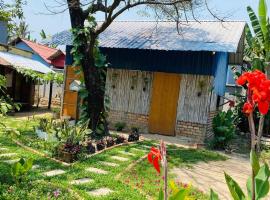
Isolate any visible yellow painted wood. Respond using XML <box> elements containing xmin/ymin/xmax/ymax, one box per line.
<box><xmin>149</xmin><ymin>72</ymin><xmax>181</xmax><ymax>136</ymax></box>
<box><xmin>61</xmin><ymin>65</ymin><xmax>80</xmax><ymax>120</ymax></box>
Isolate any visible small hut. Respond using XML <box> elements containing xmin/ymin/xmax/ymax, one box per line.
<box><xmin>55</xmin><ymin>21</ymin><xmax>245</xmax><ymax>143</ymax></box>
<box><xmin>0</xmin><ymin>44</ymin><xmax>54</xmax><ymax>110</ymax></box>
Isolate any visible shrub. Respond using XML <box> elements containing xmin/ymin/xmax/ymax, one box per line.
<box><xmin>114</xmin><ymin>122</ymin><xmax>126</xmax><ymax>131</ymax></box>
<box><xmin>96</xmin><ymin>140</ymin><xmax>106</xmax><ymax>151</ymax></box>
<box><xmin>86</xmin><ymin>141</ymin><xmax>96</xmax><ymax>154</ymax></box>
<box><xmin>209</xmin><ymin>110</ymin><xmax>236</xmax><ymax>149</ymax></box>
<box><xmin>106</xmin><ymin>137</ymin><xmax>115</xmax><ymax>147</ymax></box>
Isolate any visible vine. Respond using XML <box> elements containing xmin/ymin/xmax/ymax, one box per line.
<box><xmin>15</xmin><ymin>68</ymin><xmax>64</xmax><ymax>85</ymax></box>
<box><xmin>71</xmin><ymin>16</ymin><xmax>110</xmax><ymax>137</ymax></box>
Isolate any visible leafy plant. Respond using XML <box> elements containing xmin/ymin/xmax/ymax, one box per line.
<box><xmin>96</xmin><ymin>140</ymin><xmax>106</xmax><ymax>151</ymax></box>
<box><xmin>209</xmin><ymin>110</ymin><xmax>236</xmax><ymax>149</ymax></box>
<box><xmin>11</xmin><ymin>158</ymin><xmax>33</xmax><ymax>185</ymax></box>
<box><xmin>106</xmin><ymin>136</ymin><xmax>115</xmax><ymax>147</ymax></box>
<box><xmin>114</xmin><ymin>122</ymin><xmax>126</xmax><ymax>131</ymax></box>
<box><xmin>115</xmin><ymin>135</ymin><xmax>126</xmax><ymax>144</ymax></box>
<box><xmin>86</xmin><ymin>141</ymin><xmax>96</xmax><ymax>154</ymax></box>
<box><xmin>210</xmin><ymin>150</ymin><xmax>270</xmax><ymax>200</ymax></box>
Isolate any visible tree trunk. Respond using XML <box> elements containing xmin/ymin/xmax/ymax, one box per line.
<box><xmin>67</xmin><ymin>0</ymin><xmax>109</xmax><ymax>135</ymax></box>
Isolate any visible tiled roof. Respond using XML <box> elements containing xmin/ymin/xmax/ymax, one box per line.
<box><xmin>44</xmin><ymin>21</ymin><xmax>246</xmax><ymax>53</ymax></box>
<box><xmin>21</xmin><ymin>39</ymin><xmax>59</xmax><ymax>64</ymax></box>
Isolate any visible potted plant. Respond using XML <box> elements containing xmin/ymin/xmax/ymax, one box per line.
<box><xmin>58</xmin><ymin>142</ymin><xmax>82</xmax><ymax>163</ymax></box>
<box><xmin>115</xmin><ymin>135</ymin><xmax>126</xmax><ymax>144</ymax></box>
<box><xmin>128</xmin><ymin>127</ymin><xmax>140</xmax><ymax>142</ymax></box>
<box><xmin>96</xmin><ymin>140</ymin><xmax>106</xmax><ymax>151</ymax></box>
<box><xmin>106</xmin><ymin>137</ymin><xmax>115</xmax><ymax>147</ymax></box>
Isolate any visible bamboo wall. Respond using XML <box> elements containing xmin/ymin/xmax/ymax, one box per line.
<box><xmin>105</xmin><ymin>69</ymin><xmax>153</xmax><ymax>115</ymax></box>
<box><xmin>177</xmin><ymin>74</ymin><xmax>215</xmax><ymax>124</ymax></box>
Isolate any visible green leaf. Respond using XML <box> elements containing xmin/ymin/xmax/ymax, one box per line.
<box><xmin>247</xmin><ymin>6</ymin><xmax>264</xmax><ymax>45</ymax></box>
<box><xmin>169</xmin><ymin>188</ymin><xmax>189</xmax><ymax>200</ymax></box>
<box><xmin>250</xmin><ymin>150</ymin><xmax>260</xmax><ymax>176</ymax></box>
<box><xmin>259</xmin><ymin>0</ymin><xmax>268</xmax><ymax>39</ymax></box>
<box><xmin>224</xmin><ymin>172</ymin><xmax>246</xmax><ymax>200</ymax></box>
<box><xmin>209</xmin><ymin>189</ymin><xmax>219</xmax><ymax>200</ymax></box>
<box><xmin>158</xmin><ymin>189</ymin><xmax>164</xmax><ymax>200</ymax></box>
<box><xmin>255</xmin><ymin>164</ymin><xmax>270</xmax><ymax>199</ymax></box>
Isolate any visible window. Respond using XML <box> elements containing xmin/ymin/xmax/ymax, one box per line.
<box><xmin>226</xmin><ymin>65</ymin><xmax>242</xmax><ymax>86</ymax></box>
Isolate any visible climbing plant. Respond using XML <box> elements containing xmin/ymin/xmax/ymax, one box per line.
<box><xmin>71</xmin><ymin>16</ymin><xmax>110</xmax><ymax>137</ymax></box>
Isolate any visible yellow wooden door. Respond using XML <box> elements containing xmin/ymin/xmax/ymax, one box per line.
<box><xmin>149</xmin><ymin>72</ymin><xmax>181</xmax><ymax>136</ymax></box>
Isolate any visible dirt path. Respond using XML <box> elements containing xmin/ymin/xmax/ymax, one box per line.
<box><xmin>171</xmin><ymin>154</ymin><xmax>253</xmax><ymax>200</ymax></box>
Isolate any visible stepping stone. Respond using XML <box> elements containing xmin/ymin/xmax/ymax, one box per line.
<box><xmin>87</xmin><ymin>188</ymin><xmax>113</xmax><ymax>196</ymax></box>
<box><xmin>119</xmin><ymin>151</ymin><xmax>136</xmax><ymax>156</ymax></box>
<box><xmin>32</xmin><ymin>165</ymin><xmax>40</xmax><ymax>169</ymax></box>
<box><xmin>111</xmin><ymin>156</ymin><xmax>129</xmax><ymax>162</ymax></box>
<box><xmin>132</xmin><ymin>148</ymin><xmax>147</xmax><ymax>152</ymax></box>
<box><xmin>86</xmin><ymin>167</ymin><xmax>108</xmax><ymax>174</ymax></box>
<box><xmin>100</xmin><ymin>161</ymin><xmax>119</xmax><ymax>167</ymax></box>
<box><xmin>0</xmin><ymin>148</ymin><xmax>8</xmax><ymax>151</ymax></box>
<box><xmin>70</xmin><ymin>178</ymin><xmax>93</xmax><ymax>185</ymax></box>
<box><xmin>0</xmin><ymin>153</ymin><xmax>17</xmax><ymax>157</ymax></box>
<box><xmin>3</xmin><ymin>159</ymin><xmax>20</xmax><ymax>164</ymax></box>
<box><xmin>43</xmin><ymin>169</ymin><xmax>66</xmax><ymax>177</ymax></box>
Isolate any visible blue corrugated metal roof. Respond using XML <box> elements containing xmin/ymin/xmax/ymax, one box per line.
<box><xmin>0</xmin><ymin>51</ymin><xmax>54</xmax><ymax>74</ymax></box>
<box><xmin>45</xmin><ymin>21</ymin><xmax>245</xmax><ymax>53</ymax></box>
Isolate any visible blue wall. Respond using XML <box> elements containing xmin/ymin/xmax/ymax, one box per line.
<box><xmin>66</xmin><ymin>45</ymin><xmax>229</xmax><ymax>96</ymax></box>
<box><xmin>213</xmin><ymin>52</ymin><xmax>229</xmax><ymax>96</ymax></box>
<box><xmin>15</xmin><ymin>42</ymin><xmax>50</xmax><ymax>67</ymax></box>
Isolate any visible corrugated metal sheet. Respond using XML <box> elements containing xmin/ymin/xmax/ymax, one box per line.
<box><xmin>46</xmin><ymin>21</ymin><xmax>245</xmax><ymax>53</ymax></box>
<box><xmin>0</xmin><ymin>51</ymin><xmax>54</xmax><ymax>74</ymax></box>
<box><xmin>0</xmin><ymin>21</ymin><xmax>8</xmax><ymax>45</ymax></box>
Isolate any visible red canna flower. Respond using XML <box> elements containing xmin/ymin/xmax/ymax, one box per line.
<box><xmin>147</xmin><ymin>147</ymin><xmax>162</xmax><ymax>173</ymax></box>
<box><xmin>243</xmin><ymin>102</ymin><xmax>253</xmax><ymax>115</ymax></box>
<box><xmin>237</xmin><ymin>70</ymin><xmax>270</xmax><ymax>115</ymax></box>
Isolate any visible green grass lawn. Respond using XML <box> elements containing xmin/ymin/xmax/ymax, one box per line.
<box><xmin>0</xmin><ymin>116</ymin><xmax>226</xmax><ymax>200</ymax></box>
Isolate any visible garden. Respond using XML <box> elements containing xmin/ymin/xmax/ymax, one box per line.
<box><xmin>0</xmin><ymin>115</ymin><xmax>226</xmax><ymax>199</ymax></box>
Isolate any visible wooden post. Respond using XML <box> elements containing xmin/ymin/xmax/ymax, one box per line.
<box><xmin>48</xmin><ymin>81</ymin><xmax>53</xmax><ymax>110</ymax></box>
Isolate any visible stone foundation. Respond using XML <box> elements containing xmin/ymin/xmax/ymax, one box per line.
<box><xmin>108</xmin><ymin>110</ymin><xmax>149</xmax><ymax>133</ymax></box>
<box><xmin>175</xmin><ymin>121</ymin><xmax>207</xmax><ymax>143</ymax></box>
<box><xmin>206</xmin><ymin>111</ymin><xmax>218</xmax><ymax>139</ymax></box>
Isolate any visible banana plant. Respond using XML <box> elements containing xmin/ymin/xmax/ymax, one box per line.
<box><xmin>209</xmin><ymin>150</ymin><xmax>270</xmax><ymax>200</ymax></box>
<box><xmin>246</xmin><ymin>0</ymin><xmax>270</xmax><ymax>72</ymax></box>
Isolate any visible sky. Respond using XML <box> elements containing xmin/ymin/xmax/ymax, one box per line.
<box><xmin>7</xmin><ymin>0</ymin><xmax>266</xmax><ymax>40</ymax></box>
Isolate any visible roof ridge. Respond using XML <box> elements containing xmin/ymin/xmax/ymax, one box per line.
<box><xmin>22</xmin><ymin>38</ymin><xmax>60</xmax><ymax>51</ymax></box>
<box><xmin>96</xmin><ymin>20</ymin><xmax>246</xmax><ymax>23</ymax></box>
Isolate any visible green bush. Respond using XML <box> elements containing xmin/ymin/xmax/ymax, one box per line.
<box><xmin>11</xmin><ymin>158</ymin><xmax>33</xmax><ymax>185</ymax></box>
<box><xmin>114</xmin><ymin>122</ymin><xmax>126</xmax><ymax>131</ymax></box>
<box><xmin>209</xmin><ymin>110</ymin><xmax>236</xmax><ymax>149</ymax></box>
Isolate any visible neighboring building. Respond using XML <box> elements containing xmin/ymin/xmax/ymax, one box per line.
<box><xmin>48</xmin><ymin>21</ymin><xmax>245</xmax><ymax>143</ymax></box>
<box><xmin>10</xmin><ymin>38</ymin><xmax>66</xmax><ymax>107</ymax></box>
<box><xmin>10</xmin><ymin>38</ymin><xmax>65</xmax><ymax>70</ymax></box>
<box><xmin>0</xmin><ymin>44</ymin><xmax>54</xmax><ymax>110</ymax></box>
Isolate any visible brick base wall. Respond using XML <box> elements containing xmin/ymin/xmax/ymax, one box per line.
<box><xmin>108</xmin><ymin>110</ymin><xmax>218</xmax><ymax>144</ymax></box>
<box><xmin>108</xmin><ymin>110</ymin><xmax>149</xmax><ymax>133</ymax></box>
<box><xmin>175</xmin><ymin>121</ymin><xmax>207</xmax><ymax>143</ymax></box>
